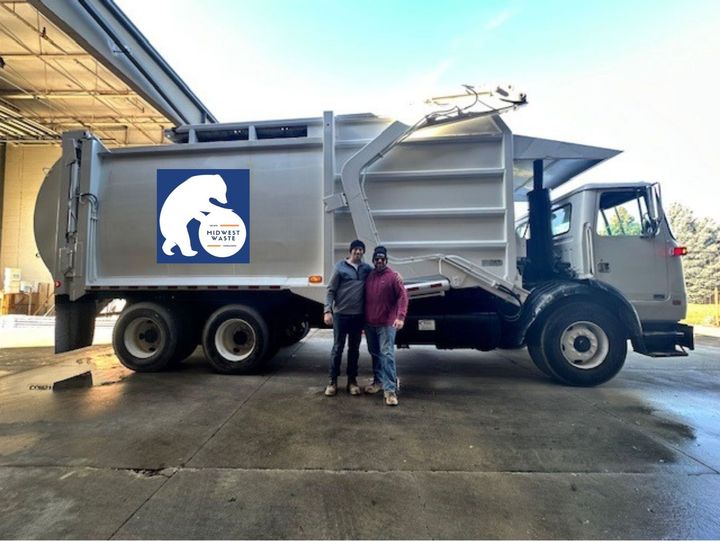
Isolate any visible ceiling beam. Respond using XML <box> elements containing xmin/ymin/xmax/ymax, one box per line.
<box><xmin>24</xmin><ymin>115</ymin><xmax>166</xmax><ymax>122</ymax></box>
<box><xmin>28</xmin><ymin>0</ymin><xmax>217</xmax><ymax>126</ymax></box>
<box><xmin>0</xmin><ymin>52</ymin><xmax>94</xmax><ymax>58</ymax></box>
<box><xmin>0</xmin><ymin>16</ymin><xmax>159</xmax><ymax>143</ymax></box>
<box><xmin>0</xmin><ymin>90</ymin><xmax>141</xmax><ymax>99</ymax></box>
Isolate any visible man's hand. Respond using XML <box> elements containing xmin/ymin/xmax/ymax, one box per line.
<box><xmin>393</xmin><ymin>319</ymin><xmax>404</xmax><ymax>330</ymax></box>
<box><xmin>324</xmin><ymin>312</ymin><xmax>333</xmax><ymax>326</ymax></box>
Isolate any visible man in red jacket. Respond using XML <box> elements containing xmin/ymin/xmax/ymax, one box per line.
<box><xmin>365</xmin><ymin>246</ymin><xmax>408</xmax><ymax>406</ymax></box>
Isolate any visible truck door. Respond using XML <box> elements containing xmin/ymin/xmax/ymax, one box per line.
<box><xmin>591</xmin><ymin>188</ymin><xmax>669</xmax><ymax>321</ymax></box>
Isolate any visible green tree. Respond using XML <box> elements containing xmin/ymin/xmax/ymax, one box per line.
<box><xmin>667</xmin><ymin>203</ymin><xmax>720</xmax><ymax>304</ymax></box>
<box><xmin>607</xmin><ymin>206</ymin><xmax>642</xmax><ymax>236</ymax></box>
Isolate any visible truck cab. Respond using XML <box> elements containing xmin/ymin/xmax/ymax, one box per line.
<box><xmin>551</xmin><ymin>182</ymin><xmax>686</xmax><ymax>321</ymax></box>
<box><xmin>516</xmin><ymin>181</ymin><xmax>693</xmax><ymax>360</ymax></box>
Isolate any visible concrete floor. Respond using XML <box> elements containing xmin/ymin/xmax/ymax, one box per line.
<box><xmin>0</xmin><ymin>330</ymin><xmax>719</xmax><ymax>539</ymax></box>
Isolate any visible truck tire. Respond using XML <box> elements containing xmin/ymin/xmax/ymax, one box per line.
<box><xmin>172</xmin><ymin>336</ymin><xmax>199</xmax><ymax>365</ymax></box>
<box><xmin>278</xmin><ymin>318</ymin><xmax>310</xmax><ymax>347</ymax></box>
<box><xmin>263</xmin><ymin>337</ymin><xmax>282</xmax><ymax>362</ymax></box>
<box><xmin>169</xmin><ymin>310</ymin><xmax>201</xmax><ymax>365</ymax></box>
<box><xmin>202</xmin><ymin>305</ymin><xmax>269</xmax><ymax>374</ymax></box>
<box><xmin>113</xmin><ymin>302</ymin><xmax>181</xmax><ymax>372</ymax></box>
<box><xmin>527</xmin><ymin>337</ymin><xmax>553</xmax><ymax>377</ymax></box>
<box><xmin>533</xmin><ymin>303</ymin><xmax>627</xmax><ymax>386</ymax></box>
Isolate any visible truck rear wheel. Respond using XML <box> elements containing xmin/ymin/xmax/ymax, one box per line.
<box><xmin>202</xmin><ymin>305</ymin><xmax>269</xmax><ymax>374</ymax></box>
<box><xmin>278</xmin><ymin>318</ymin><xmax>310</xmax><ymax>347</ymax></box>
<box><xmin>113</xmin><ymin>302</ymin><xmax>181</xmax><ymax>372</ymax></box>
<box><xmin>172</xmin><ymin>334</ymin><xmax>199</xmax><ymax>365</ymax></box>
<box><xmin>169</xmin><ymin>309</ymin><xmax>201</xmax><ymax>365</ymax></box>
<box><xmin>531</xmin><ymin>302</ymin><xmax>627</xmax><ymax>386</ymax></box>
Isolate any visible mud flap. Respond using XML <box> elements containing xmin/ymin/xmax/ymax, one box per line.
<box><xmin>55</xmin><ymin>294</ymin><xmax>96</xmax><ymax>353</ymax></box>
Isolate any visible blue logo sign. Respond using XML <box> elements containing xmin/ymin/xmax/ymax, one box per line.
<box><xmin>157</xmin><ymin>169</ymin><xmax>250</xmax><ymax>264</ymax></box>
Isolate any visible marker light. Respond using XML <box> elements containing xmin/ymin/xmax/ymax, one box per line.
<box><xmin>672</xmin><ymin>247</ymin><xmax>688</xmax><ymax>256</ymax></box>
<box><xmin>308</xmin><ymin>275</ymin><xmax>323</xmax><ymax>284</ymax></box>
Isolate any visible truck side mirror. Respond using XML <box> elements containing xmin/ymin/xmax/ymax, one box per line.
<box><xmin>641</xmin><ymin>213</ymin><xmax>658</xmax><ymax>238</ymax></box>
<box><xmin>648</xmin><ymin>184</ymin><xmax>663</xmax><ymax>222</ymax></box>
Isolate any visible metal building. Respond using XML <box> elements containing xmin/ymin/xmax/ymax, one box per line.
<box><xmin>0</xmin><ymin>0</ymin><xmax>214</xmax><ymax>299</ymax></box>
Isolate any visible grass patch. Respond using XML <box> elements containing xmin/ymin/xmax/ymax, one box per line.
<box><xmin>684</xmin><ymin>304</ymin><xmax>720</xmax><ymax>327</ymax></box>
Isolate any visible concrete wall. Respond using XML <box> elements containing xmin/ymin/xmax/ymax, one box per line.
<box><xmin>1</xmin><ymin>144</ymin><xmax>60</xmax><ymax>284</ymax></box>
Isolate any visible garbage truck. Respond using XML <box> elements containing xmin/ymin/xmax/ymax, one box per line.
<box><xmin>33</xmin><ymin>85</ymin><xmax>694</xmax><ymax>386</ymax></box>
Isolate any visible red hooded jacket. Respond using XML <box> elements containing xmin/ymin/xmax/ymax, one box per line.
<box><xmin>364</xmin><ymin>266</ymin><xmax>409</xmax><ymax>327</ymax></box>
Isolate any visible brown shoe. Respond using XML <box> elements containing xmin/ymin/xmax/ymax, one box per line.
<box><xmin>364</xmin><ymin>382</ymin><xmax>383</xmax><ymax>395</ymax></box>
<box><xmin>324</xmin><ymin>382</ymin><xmax>337</xmax><ymax>396</ymax></box>
<box><xmin>384</xmin><ymin>391</ymin><xmax>398</xmax><ymax>406</ymax></box>
<box><xmin>347</xmin><ymin>381</ymin><xmax>361</xmax><ymax>396</ymax></box>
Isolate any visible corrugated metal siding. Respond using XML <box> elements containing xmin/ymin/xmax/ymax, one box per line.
<box><xmin>0</xmin><ymin>145</ymin><xmax>58</xmax><ymax>283</ymax></box>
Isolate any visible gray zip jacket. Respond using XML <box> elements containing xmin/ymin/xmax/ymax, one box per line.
<box><xmin>324</xmin><ymin>259</ymin><xmax>373</xmax><ymax>315</ymax></box>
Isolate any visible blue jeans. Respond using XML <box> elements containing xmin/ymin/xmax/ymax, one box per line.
<box><xmin>328</xmin><ymin>314</ymin><xmax>364</xmax><ymax>382</ymax></box>
<box><xmin>366</xmin><ymin>325</ymin><xmax>382</xmax><ymax>385</ymax></box>
<box><xmin>365</xmin><ymin>325</ymin><xmax>397</xmax><ymax>394</ymax></box>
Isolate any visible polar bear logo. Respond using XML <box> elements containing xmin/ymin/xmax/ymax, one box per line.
<box><xmin>159</xmin><ymin>174</ymin><xmax>230</xmax><ymax>257</ymax></box>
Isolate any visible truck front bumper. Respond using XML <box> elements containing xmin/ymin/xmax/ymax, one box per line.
<box><xmin>637</xmin><ymin>322</ymin><xmax>694</xmax><ymax>357</ymax></box>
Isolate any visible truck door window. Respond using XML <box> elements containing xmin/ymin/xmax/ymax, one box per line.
<box><xmin>515</xmin><ymin>203</ymin><xmax>572</xmax><ymax>241</ymax></box>
<box><xmin>596</xmin><ymin>190</ymin><xmax>648</xmax><ymax>237</ymax></box>
<box><xmin>551</xmin><ymin>204</ymin><xmax>571</xmax><ymax>236</ymax></box>
<box><xmin>515</xmin><ymin>221</ymin><xmax>530</xmax><ymax>240</ymax></box>
<box><xmin>514</xmin><ymin>204</ymin><xmax>570</xmax><ymax>240</ymax></box>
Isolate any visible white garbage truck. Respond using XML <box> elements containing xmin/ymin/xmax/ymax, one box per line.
<box><xmin>33</xmin><ymin>85</ymin><xmax>694</xmax><ymax>386</ymax></box>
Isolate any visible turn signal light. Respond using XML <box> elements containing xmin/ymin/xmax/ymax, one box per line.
<box><xmin>54</xmin><ymin>280</ymin><xmax>62</xmax><ymax>289</ymax></box>
<box><xmin>672</xmin><ymin>247</ymin><xmax>688</xmax><ymax>256</ymax></box>
<box><xmin>308</xmin><ymin>275</ymin><xmax>323</xmax><ymax>284</ymax></box>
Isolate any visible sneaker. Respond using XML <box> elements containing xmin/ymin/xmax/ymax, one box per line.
<box><xmin>364</xmin><ymin>382</ymin><xmax>383</xmax><ymax>395</ymax></box>
<box><xmin>347</xmin><ymin>380</ymin><xmax>361</xmax><ymax>396</ymax></box>
<box><xmin>384</xmin><ymin>391</ymin><xmax>398</xmax><ymax>406</ymax></box>
<box><xmin>324</xmin><ymin>382</ymin><xmax>337</xmax><ymax>396</ymax></box>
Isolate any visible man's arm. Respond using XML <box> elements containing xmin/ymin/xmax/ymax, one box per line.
<box><xmin>392</xmin><ymin>272</ymin><xmax>409</xmax><ymax>329</ymax></box>
<box><xmin>324</xmin><ymin>267</ymin><xmax>340</xmax><ymax>325</ymax></box>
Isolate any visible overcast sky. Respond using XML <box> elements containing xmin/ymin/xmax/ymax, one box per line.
<box><xmin>116</xmin><ymin>0</ymin><xmax>720</xmax><ymax>219</ymax></box>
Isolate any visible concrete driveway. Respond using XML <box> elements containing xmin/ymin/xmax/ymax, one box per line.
<box><xmin>0</xmin><ymin>331</ymin><xmax>719</xmax><ymax>539</ymax></box>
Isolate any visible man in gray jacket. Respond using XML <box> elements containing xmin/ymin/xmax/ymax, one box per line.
<box><xmin>323</xmin><ymin>239</ymin><xmax>373</xmax><ymax>396</ymax></box>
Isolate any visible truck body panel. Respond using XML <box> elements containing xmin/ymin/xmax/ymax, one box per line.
<box><xmin>35</xmin><ymin>112</ymin><xmax>619</xmax><ymax>305</ymax></box>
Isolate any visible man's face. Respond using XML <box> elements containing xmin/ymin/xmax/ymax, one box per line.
<box><xmin>349</xmin><ymin>247</ymin><xmax>364</xmax><ymax>263</ymax></box>
<box><xmin>373</xmin><ymin>255</ymin><xmax>387</xmax><ymax>270</ymax></box>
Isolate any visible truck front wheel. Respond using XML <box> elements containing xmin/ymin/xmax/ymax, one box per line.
<box><xmin>530</xmin><ymin>303</ymin><xmax>627</xmax><ymax>386</ymax></box>
<box><xmin>202</xmin><ymin>305</ymin><xmax>269</xmax><ymax>374</ymax></box>
<box><xmin>113</xmin><ymin>302</ymin><xmax>180</xmax><ymax>372</ymax></box>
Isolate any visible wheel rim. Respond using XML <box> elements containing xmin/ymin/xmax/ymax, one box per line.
<box><xmin>215</xmin><ymin>318</ymin><xmax>257</xmax><ymax>362</ymax></box>
<box><xmin>124</xmin><ymin>317</ymin><xmax>165</xmax><ymax>359</ymax></box>
<box><xmin>559</xmin><ymin>321</ymin><xmax>609</xmax><ymax>370</ymax></box>
<box><xmin>286</xmin><ymin>320</ymin><xmax>309</xmax><ymax>340</ymax></box>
